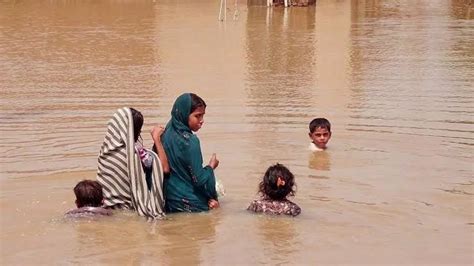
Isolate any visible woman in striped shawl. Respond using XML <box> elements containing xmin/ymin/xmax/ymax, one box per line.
<box><xmin>96</xmin><ymin>107</ymin><xmax>169</xmax><ymax>219</ymax></box>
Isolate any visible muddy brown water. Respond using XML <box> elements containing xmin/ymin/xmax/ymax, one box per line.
<box><xmin>1</xmin><ymin>0</ymin><xmax>473</xmax><ymax>264</ymax></box>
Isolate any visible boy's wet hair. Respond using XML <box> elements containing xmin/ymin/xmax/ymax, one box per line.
<box><xmin>258</xmin><ymin>163</ymin><xmax>296</xmax><ymax>200</ymax></box>
<box><xmin>190</xmin><ymin>93</ymin><xmax>206</xmax><ymax>113</ymax></box>
<box><xmin>309</xmin><ymin>118</ymin><xmax>331</xmax><ymax>133</ymax></box>
<box><xmin>74</xmin><ymin>180</ymin><xmax>104</xmax><ymax>208</ymax></box>
<box><xmin>130</xmin><ymin>108</ymin><xmax>143</xmax><ymax>142</ymax></box>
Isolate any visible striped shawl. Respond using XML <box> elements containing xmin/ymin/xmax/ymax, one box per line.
<box><xmin>96</xmin><ymin>107</ymin><xmax>165</xmax><ymax>219</ymax></box>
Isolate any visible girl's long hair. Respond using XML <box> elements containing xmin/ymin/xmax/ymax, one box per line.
<box><xmin>258</xmin><ymin>163</ymin><xmax>296</xmax><ymax>200</ymax></box>
<box><xmin>130</xmin><ymin>108</ymin><xmax>143</xmax><ymax>142</ymax></box>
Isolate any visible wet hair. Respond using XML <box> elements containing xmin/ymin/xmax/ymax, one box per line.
<box><xmin>309</xmin><ymin>118</ymin><xmax>331</xmax><ymax>133</ymax></box>
<box><xmin>258</xmin><ymin>163</ymin><xmax>296</xmax><ymax>200</ymax></box>
<box><xmin>74</xmin><ymin>180</ymin><xmax>104</xmax><ymax>208</ymax></box>
<box><xmin>130</xmin><ymin>108</ymin><xmax>143</xmax><ymax>142</ymax></box>
<box><xmin>190</xmin><ymin>93</ymin><xmax>206</xmax><ymax>113</ymax></box>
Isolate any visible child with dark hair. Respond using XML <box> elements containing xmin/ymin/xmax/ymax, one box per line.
<box><xmin>308</xmin><ymin>117</ymin><xmax>331</xmax><ymax>151</ymax></box>
<box><xmin>131</xmin><ymin>108</ymin><xmax>169</xmax><ymax>176</ymax></box>
<box><xmin>65</xmin><ymin>180</ymin><xmax>112</xmax><ymax>217</ymax></box>
<box><xmin>247</xmin><ymin>163</ymin><xmax>301</xmax><ymax>217</ymax></box>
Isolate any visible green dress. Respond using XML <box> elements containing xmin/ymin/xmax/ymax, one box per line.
<box><xmin>162</xmin><ymin>93</ymin><xmax>217</xmax><ymax>212</ymax></box>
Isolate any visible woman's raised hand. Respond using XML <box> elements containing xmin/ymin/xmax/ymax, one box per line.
<box><xmin>150</xmin><ymin>125</ymin><xmax>165</xmax><ymax>142</ymax></box>
<box><xmin>208</xmin><ymin>199</ymin><xmax>219</xmax><ymax>209</ymax></box>
<box><xmin>208</xmin><ymin>153</ymin><xmax>219</xmax><ymax>169</ymax></box>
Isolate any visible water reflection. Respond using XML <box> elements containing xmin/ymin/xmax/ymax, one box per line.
<box><xmin>68</xmin><ymin>213</ymin><xmax>221</xmax><ymax>264</ymax></box>
<box><xmin>450</xmin><ymin>0</ymin><xmax>473</xmax><ymax>19</ymax></box>
<box><xmin>157</xmin><ymin>213</ymin><xmax>220</xmax><ymax>265</ymax></box>
<box><xmin>244</xmin><ymin>6</ymin><xmax>318</xmax><ymax>166</ymax></box>
<box><xmin>257</xmin><ymin>216</ymin><xmax>298</xmax><ymax>264</ymax></box>
<box><xmin>314</xmin><ymin>0</ymin><xmax>352</xmax><ymax>113</ymax></box>
<box><xmin>246</xmin><ymin>6</ymin><xmax>316</xmax><ymax>94</ymax></box>
<box><xmin>308</xmin><ymin>151</ymin><xmax>331</xmax><ymax>171</ymax></box>
<box><xmin>245</xmin><ymin>6</ymin><xmax>317</xmax><ymax>126</ymax></box>
<box><xmin>69</xmin><ymin>215</ymin><xmax>154</xmax><ymax>264</ymax></box>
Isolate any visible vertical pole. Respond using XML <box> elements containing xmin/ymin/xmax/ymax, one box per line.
<box><xmin>233</xmin><ymin>0</ymin><xmax>239</xmax><ymax>20</ymax></box>
<box><xmin>266</xmin><ymin>4</ymin><xmax>272</xmax><ymax>25</ymax></box>
<box><xmin>218</xmin><ymin>0</ymin><xmax>222</xmax><ymax>21</ymax></box>
<box><xmin>218</xmin><ymin>0</ymin><xmax>225</xmax><ymax>21</ymax></box>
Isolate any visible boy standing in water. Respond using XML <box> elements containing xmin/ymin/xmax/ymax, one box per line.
<box><xmin>308</xmin><ymin>118</ymin><xmax>332</xmax><ymax>151</ymax></box>
<box><xmin>65</xmin><ymin>180</ymin><xmax>112</xmax><ymax>218</ymax></box>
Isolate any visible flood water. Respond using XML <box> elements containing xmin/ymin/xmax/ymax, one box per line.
<box><xmin>1</xmin><ymin>0</ymin><xmax>473</xmax><ymax>264</ymax></box>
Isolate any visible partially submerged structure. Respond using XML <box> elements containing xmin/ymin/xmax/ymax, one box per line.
<box><xmin>248</xmin><ymin>0</ymin><xmax>316</xmax><ymax>7</ymax></box>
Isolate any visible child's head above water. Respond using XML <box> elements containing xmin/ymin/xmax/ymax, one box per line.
<box><xmin>309</xmin><ymin>118</ymin><xmax>331</xmax><ymax>150</ymax></box>
<box><xmin>74</xmin><ymin>180</ymin><xmax>104</xmax><ymax>208</ymax></box>
<box><xmin>258</xmin><ymin>163</ymin><xmax>296</xmax><ymax>200</ymax></box>
<box><xmin>130</xmin><ymin>108</ymin><xmax>143</xmax><ymax>142</ymax></box>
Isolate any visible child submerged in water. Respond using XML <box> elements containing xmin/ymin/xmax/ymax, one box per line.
<box><xmin>247</xmin><ymin>163</ymin><xmax>301</xmax><ymax>217</ymax></box>
<box><xmin>65</xmin><ymin>180</ymin><xmax>112</xmax><ymax>218</ymax></box>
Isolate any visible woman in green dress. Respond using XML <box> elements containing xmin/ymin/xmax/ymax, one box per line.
<box><xmin>161</xmin><ymin>93</ymin><xmax>220</xmax><ymax>212</ymax></box>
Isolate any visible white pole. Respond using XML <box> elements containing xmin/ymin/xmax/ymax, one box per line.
<box><xmin>233</xmin><ymin>0</ymin><xmax>239</xmax><ymax>20</ymax></box>
<box><xmin>266</xmin><ymin>4</ymin><xmax>272</xmax><ymax>25</ymax></box>
<box><xmin>218</xmin><ymin>0</ymin><xmax>225</xmax><ymax>21</ymax></box>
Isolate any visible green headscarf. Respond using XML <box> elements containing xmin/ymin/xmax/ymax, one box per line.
<box><xmin>162</xmin><ymin>93</ymin><xmax>217</xmax><ymax>212</ymax></box>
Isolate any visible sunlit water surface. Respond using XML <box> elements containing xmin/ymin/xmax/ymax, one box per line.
<box><xmin>1</xmin><ymin>0</ymin><xmax>473</xmax><ymax>264</ymax></box>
